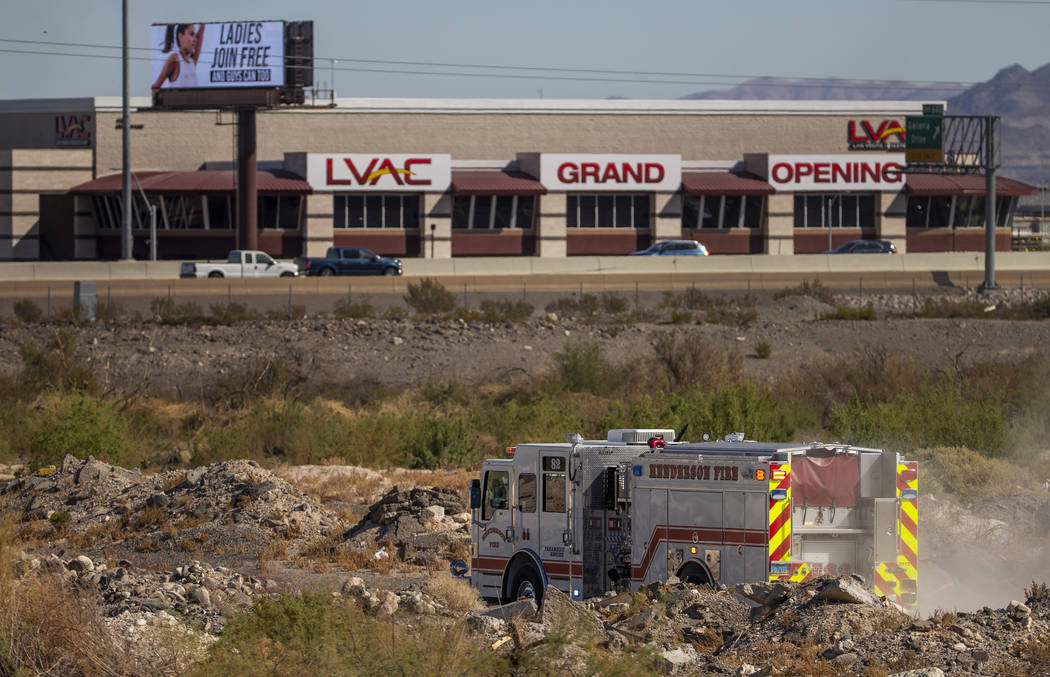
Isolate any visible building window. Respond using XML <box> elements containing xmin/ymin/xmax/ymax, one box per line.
<box><xmin>682</xmin><ymin>195</ymin><xmax>763</xmax><ymax>229</ymax></box>
<box><xmin>906</xmin><ymin>196</ymin><xmax>1014</xmax><ymax>229</ymax></box>
<box><xmin>451</xmin><ymin>195</ymin><xmax>536</xmax><ymax>229</ymax></box>
<box><xmin>92</xmin><ymin>194</ymin><xmax>163</xmax><ymax>230</ymax></box>
<box><xmin>162</xmin><ymin>196</ymin><xmax>206</xmax><ymax>230</ymax></box>
<box><xmin>334</xmin><ymin>194</ymin><xmax>420</xmax><ymax>229</ymax></box>
<box><xmin>259</xmin><ymin>196</ymin><xmax>302</xmax><ymax>230</ymax></box>
<box><xmin>793</xmin><ymin>194</ymin><xmax>875</xmax><ymax>228</ymax></box>
<box><xmin>567</xmin><ymin>194</ymin><xmax>649</xmax><ymax>228</ymax></box>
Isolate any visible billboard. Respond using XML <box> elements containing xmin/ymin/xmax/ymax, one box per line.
<box><xmin>150</xmin><ymin>21</ymin><xmax>285</xmax><ymax>90</ymax></box>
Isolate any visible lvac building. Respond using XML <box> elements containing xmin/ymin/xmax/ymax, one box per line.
<box><xmin>0</xmin><ymin>97</ymin><xmax>1036</xmax><ymax>261</ymax></box>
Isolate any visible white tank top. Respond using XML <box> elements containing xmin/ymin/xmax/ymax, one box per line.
<box><xmin>172</xmin><ymin>56</ymin><xmax>197</xmax><ymax>87</ymax></box>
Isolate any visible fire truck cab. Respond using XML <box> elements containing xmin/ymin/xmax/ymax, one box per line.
<box><xmin>468</xmin><ymin>429</ymin><xmax>918</xmax><ymax>606</ymax></box>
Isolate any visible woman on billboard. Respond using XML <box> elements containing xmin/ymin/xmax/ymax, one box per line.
<box><xmin>152</xmin><ymin>23</ymin><xmax>205</xmax><ymax>89</ymax></box>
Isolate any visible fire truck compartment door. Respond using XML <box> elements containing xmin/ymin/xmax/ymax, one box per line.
<box><xmin>874</xmin><ymin>497</ymin><xmax>898</xmax><ymax>563</ymax></box>
<box><xmin>633</xmin><ymin>488</ymin><xmax>667</xmax><ymax>585</ymax></box>
<box><xmin>798</xmin><ymin>538</ymin><xmax>858</xmax><ymax>578</ymax></box>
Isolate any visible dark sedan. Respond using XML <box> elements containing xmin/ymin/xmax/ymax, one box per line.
<box><xmin>823</xmin><ymin>240</ymin><xmax>898</xmax><ymax>254</ymax></box>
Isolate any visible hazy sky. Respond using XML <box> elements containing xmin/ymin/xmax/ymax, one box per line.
<box><xmin>1</xmin><ymin>0</ymin><xmax>1046</xmax><ymax>101</ymax></box>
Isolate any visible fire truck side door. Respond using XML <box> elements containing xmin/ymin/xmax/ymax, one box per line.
<box><xmin>633</xmin><ymin>487</ymin><xmax>668</xmax><ymax>585</ymax></box>
<box><xmin>540</xmin><ymin>455</ymin><xmax>570</xmax><ymax>586</ymax></box>
<box><xmin>478</xmin><ymin>468</ymin><xmax>513</xmax><ymax>587</ymax></box>
<box><xmin>517</xmin><ymin>471</ymin><xmax>539</xmax><ymax>553</ymax></box>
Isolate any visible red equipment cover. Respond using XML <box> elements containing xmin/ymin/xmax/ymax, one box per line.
<box><xmin>792</xmin><ymin>456</ymin><xmax>859</xmax><ymax>507</ymax></box>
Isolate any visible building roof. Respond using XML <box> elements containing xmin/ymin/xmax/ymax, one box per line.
<box><xmin>681</xmin><ymin>171</ymin><xmax>774</xmax><ymax>196</ymax></box>
<box><xmin>450</xmin><ymin>170</ymin><xmax>546</xmax><ymax>196</ymax></box>
<box><xmin>69</xmin><ymin>170</ymin><xmax>311</xmax><ymax>196</ymax></box>
<box><xmin>905</xmin><ymin>174</ymin><xmax>1037</xmax><ymax>197</ymax></box>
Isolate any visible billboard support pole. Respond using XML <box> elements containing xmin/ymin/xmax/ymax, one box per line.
<box><xmin>120</xmin><ymin>0</ymin><xmax>133</xmax><ymax>260</ymax></box>
<box><xmin>237</xmin><ymin>107</ymin><xmax>258</xmax><ymax>251</ymax></box>
<box><xmin>980</xmin><ymin>115</ymin><xmax>998</xmax><ymax>292</ymax></box>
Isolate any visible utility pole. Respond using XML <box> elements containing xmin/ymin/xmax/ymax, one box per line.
<box><xmin>980</xmin><ymin>116</ymin><xmax>998</xmax><ymax>292</ymax></box>
<box><xmin>120</xmin><ymin>0</ymin><xmax>133</xmax><ymax>260</ymax></box>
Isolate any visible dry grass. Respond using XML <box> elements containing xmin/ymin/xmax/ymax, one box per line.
<box><xmin>277</xmin><ymin>463</ymin><xmax>471</xmax><ymax>507</ymax></box>
<box><xmin>0</xmin><ymin>519</ymin><xmax>133</xmax><ymax>676</ymax></box>
<box><xmin>424</xmin><ymin>573</ymin><xmax>483</xmax><ymax>613</ymax></box>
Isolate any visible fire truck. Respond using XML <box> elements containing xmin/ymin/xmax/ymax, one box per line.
<box><xmin>467</xmin><ymin>429</ymin><xmax>918</xmax><ymax>606</ymax></box>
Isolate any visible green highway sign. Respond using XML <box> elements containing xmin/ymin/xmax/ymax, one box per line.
<box><xmin>922</xmin><ymin>104</ymin><xmax>944</xmax><ymax>117</ymax></box>
<box><xmin>906</xmin><ymin>115</ymin><xmax>943</xmax><ymax>163</ymax></box>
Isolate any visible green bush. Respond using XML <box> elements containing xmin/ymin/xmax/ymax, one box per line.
<box><xmin>192</xmin><ymin>593</ymin><xmax>505</xmax><ymax>677</ymax></box>
<box><xmin>209</xmin><ymin>302</ymin><xmax>262</xmax><ymax>324</ymax></box>
<box><xmin>151</xmin><ymin>297</ymin><xmax>206</xmax><ymax>324</ymax></box>
<box><xmin>820</xmin><ymin>304</ymin><xmax>876</xmax><ymax>321</ymax></box>
<box><xmin>669</xmin><ymin>310</ymin><xmax>693</xmax><ymax>325</ymax></box>
<box><xmin>553</xmin><ymin>341</ymin><xmax>621</xmax><ymax>394</ymax></box>
<box><xmin>774</xmin><ymin>279</ymin><xmax>835</xmax><ymax>304</ymax></box>
<box><xmin>404</xmin><ymin>278</ymin><xmax>457</xmax><ymax>315</ymax></box>
<box><xmin>829</xmin><ymin>383</ymin><xmax>1009</xmax><ymax>455</ymax></box>
<box><xmin>479</xmin><ymin>299</ymin><xmax>534</xmax><ymax>323</ymax></box>
<box><xmin>405</xmin><ymin>413</ymin><xmax>479</xmax><ymax>469</ymax></box>
<box><xmin>29</xmin><ymin>394</ymin><xmax>132</xmax><ymax>470</ymax></box>
<box><xmin>912</xmin><ymin>446</ymin><xmax>1037</xmax><ymax>500</ymax></box>
<box><xmin>661</xmin><ymin>287</ymin><xmax>711</xmax><ymax>311</ymax></box>
<box><xmin>332</xmin><ymin>298</ymin><xmax>376</xmax><ymax>319</ymax></box>
<box><xmin>17</xmin><ymin>329</ymin><xmax>97</xmax><ymax>396</ymax></box>
<box><xmin>13</xmin><ymin>299</ymin><xmax>42</xmax><ymax>323</ymax></box>
<box><xmin>755</xmin><ymin>341</ymin><xmax>772</xmax><ymax>359</ymax></box>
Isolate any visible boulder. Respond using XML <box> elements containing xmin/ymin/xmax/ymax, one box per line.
<box><xmin>813</xmin><ymin>577</ymin><xmax>880</xmax><ymax>606</ymax></box>
<box><xmin>481</xmin><ymin>598</ymin><xmax>537</xmax><ymax>623</ymax></box>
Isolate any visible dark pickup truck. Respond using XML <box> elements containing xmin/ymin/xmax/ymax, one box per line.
<box><xmin>295</xmin><ymin>247</ymin><xmax>403</xmax><ymax>276</ymax></box>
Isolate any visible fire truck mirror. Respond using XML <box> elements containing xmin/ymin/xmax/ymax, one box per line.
<box><xmin>469</xmin><ymin>479</ymin><xmax>481</xmax><ymax>510</ymax></box>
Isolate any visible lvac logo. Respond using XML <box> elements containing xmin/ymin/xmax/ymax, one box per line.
<box><xmin>848</xmin><ymin>120</ymin><xmax>906</xmax><ymax>151</ymax></box>
<box><xmin>325</xmin><ymin>157</ymin><xmax>432</xmax><ymax>186</ymax></box>
<box><xmin>54</xmin><ymin>114</ymin><xmax>91</xmax><ymax>145</ymax></box>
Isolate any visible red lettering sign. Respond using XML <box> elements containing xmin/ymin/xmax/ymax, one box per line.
<box><xmin>769</xmin><ymin>161</ymin><xmax>903</xmax><ymax>187</ymax></box>
<box><xmin>555</xmin><ymin>161</ymin><xmax>666</xmax><ymax>185</ymax></box>
<box><xmin>326</xmin><ymin>156</ymin><xmax>434</xmax><ymax>187</ymax></box>
<box><xmin>848</xmin><ymin>120</ymin><xmax>906</xmax><ymax>150</ymax></box>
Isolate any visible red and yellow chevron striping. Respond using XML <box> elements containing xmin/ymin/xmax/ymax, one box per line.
<box><xmin>768</xmin><ymin>462</ymin><xmax>797</xmax><ymax>581</ymax></box>
<box><xmin>875</xmin><ymin>462</ymin><xmax>918</xmax><ymax>605</ymax></box>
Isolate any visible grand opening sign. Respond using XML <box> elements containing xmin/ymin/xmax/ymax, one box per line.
<box><xmin>150</xmin><ymin>21</ymin><xmax>285</xmax><ymax>89</ymax></box>
<box><xmin>766</xmin><ymin>154</ymin><xmax>904</xmax><ymax>192</ymax></box>
<box><xmin>539</xmin><ymin>154</ymin><xmax>681</xmax><ymax>192</ymax></box>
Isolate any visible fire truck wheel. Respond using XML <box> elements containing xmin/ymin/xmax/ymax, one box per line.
<box><xmin>678</xmin><ymin>562</ymin><xmax>713</xmax><ymax>588</ymax></box>
<box><xmin>508</xmin><ymin>564</ymin><xmax>544</xmax><ymax>605</ymax></box>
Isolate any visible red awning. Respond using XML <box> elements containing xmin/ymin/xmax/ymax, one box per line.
<box><xmin>69</xmin><ymin>170</ymin><xmax>311</xmax><ymax>196</ymax></box>
<box><xmin>681</xmin><ymin>171</ymin><xmax>774</xmax><ymax>196</ymax></box>
<box><xmin>451</xmin><ymin>170</ymin><xmax>546</xmax><ymax>196</ymax></box>
<box><xmin>905</xmin><ymin>174</ymin><xmax>1036</xmax><ymax>197</ymax></box>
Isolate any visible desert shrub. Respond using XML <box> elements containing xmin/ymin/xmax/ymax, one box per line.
<box><xmin>192</xmin><ymin>593</ymin><xmax>505</xmax><ymax>676</ymax></box>
<box><xmin>383</xmin><ymin>305</ymin><xmax>408</xmax><ymax>321</ymax></box>
<box><xmin>553</xmin><ymin>341</ymin><xmax>622</xmax><ymax>395</ymax></box>
<box><xmin>774</xmin><ymin>279</ymin><xmax>835</xmax><ymax>304</ymax></box>
<box><xmin>405</xmin><ymin>278</ymin><xmax>457</xmax><ymax>315</ymax></box>
<box><xmin>333</xmin><ymin>298</ymin><xmax>376</xmax><ymax>319</ymax></box>
<box><xmin>208</xmin><ymin>302</ymin><xmax>262</xmax><ymax>324</ymax></box>
<box><xmin>545</xmin><ymin>292</ymin><xmax>626</xmax><ymax>320</ymax></box>
<box><xmin>820</xmin><ymin>304</ymin><xmax>876</xmax><ymax>321</ymax></box>
<box><xmin>207</xmin><ymin>356</ymin><xmax>307</xmax><ymax>408</ymax></box>
<box><xmin>911</xmin><ymin>446</ymin><xmax>1036</xmax><ymax>500</ymax></box>
<box><xmin>265</xmin><ymin>304</ymin><xmax>307</xmax><ymax>321</ymax></box>
<box><xmin>405</xmin><ymin>413</ymin><xmax>480</xmax><ymax>469</ymax></box>
<box><xmin>661</xmin><ymin>287</ymin><xmax>711</xmax><ymax>311</ymax></box>
<box><xmin>94</xmin><ymin>299</ymin><xmax>126</xmax><ymax>323</ymax></box>
<box><xmin>907</xmin><ymin>297</ymin><xmax>989</xmax><ymax>319</ymax></box>
<box><xmin>28</xmin><ymin>393</ymin><xmax>133</xmax><ymax>470</ymax></box>
<box><xmin>651</xmin><ymin>331</ymin><xmax>741</xmax><ymax>390</ymax></box>
<box><xmin>151</xmin><ymin>297</ymin><xmax>206</xmax><ymax>324</ymax></box>
<box><xmin>755</xmin><ymin>341</ymin><xmax>772</xmax><ymax>359</ymax></box>
<box><xmin>424</xmin><ymin>574</ymin><xmax>483</xmax><ymax>613</ymax></box>
<box><xmin>479</xmin><ymin>299</ymin><xmax>533</xmax><ymax>323</ymax></box>
<box><xmin>17</xmin><ymin>329</ymin><xmax>97</xmax><ymax>396</ymax></box>
<box><xmin>669</xmin><ymin>310</ymin><xmax>693</xmax><ymax>324</ymax></box>
<box><xmin>422</xmin><ymin>378</ymin><xmax>470</xmax><ymax>406</ymax></box>
<box><xmin>12</xmin><ymin>298</ymin><xmax>42</xmax><ymax>323</ymax></box>
<box><xmin>829</xmin><ymin>383</ymin><xmax>1009</xmax><ymax>455</ymax></box>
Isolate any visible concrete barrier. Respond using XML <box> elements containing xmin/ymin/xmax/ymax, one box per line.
<box><xmin>0</xmin><ymin>251</ymin><xmax>1048</xmax><ymax>281</ymax></box>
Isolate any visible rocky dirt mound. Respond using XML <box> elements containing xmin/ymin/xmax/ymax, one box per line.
<box><xmin>344</xmin><ymin>485</ymin><xmax>471</xmax><ymax>565</ymax></box>
<box><xmin>0</xmin><ymin>455</ymin><xmax>348</xmax><ymax>569</ymax></box>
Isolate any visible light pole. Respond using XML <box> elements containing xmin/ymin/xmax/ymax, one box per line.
<box><xmin>120</xmin><ymin>0</ymin><xmax>133</xmax><ymax>260</ymax></box>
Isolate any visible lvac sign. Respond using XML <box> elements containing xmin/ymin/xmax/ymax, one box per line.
<box><xmin>299</xmin><ymin>154</ymin><xmax>452</xmax><ymax>191</ymax></box>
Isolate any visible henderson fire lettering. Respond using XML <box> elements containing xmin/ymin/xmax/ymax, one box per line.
<box><xmin>648</xmin><ymin>464</ymin><xmax>740</xmax><ymax>482</ymax></box>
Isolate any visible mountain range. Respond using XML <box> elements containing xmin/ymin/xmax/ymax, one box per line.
<box><xmin>681</xmin><ymin>64</ymin><xmax>1050</xmax><ymax>187</ymax></box>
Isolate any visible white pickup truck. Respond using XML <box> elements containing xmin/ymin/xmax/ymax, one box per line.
<box><xmin>180</xmin><ymin>250</ymin><xmax>299</xmax><ymax>279</ymax></box>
